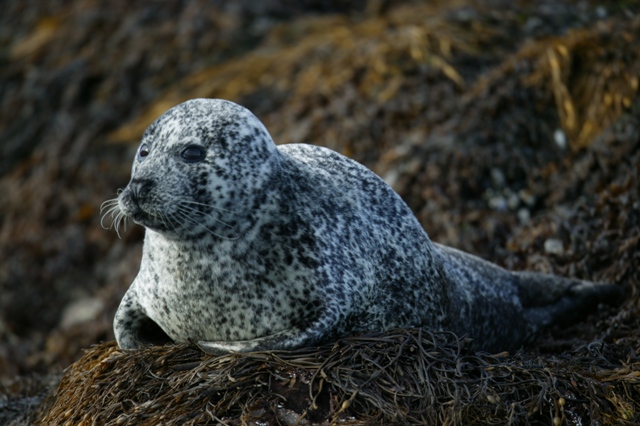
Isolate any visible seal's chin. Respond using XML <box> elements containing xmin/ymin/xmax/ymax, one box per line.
<box><xmin>130</xmin><ymin>211</ymin><xmax>154</xmax><ymax>228</ymax></box>
<box><xmin>131</xmin><ymin>211</ymin><xmax>174</xmax><ymax>233</ymax></box>
<box><xmin>120</xmin><ymin>203</ymin><xmax>171</xmax><ymax>233</ymax></box>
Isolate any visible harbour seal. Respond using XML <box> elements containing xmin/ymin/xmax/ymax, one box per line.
<box><xmin>104</xmin><ymin>98</ymin><xmax>621</xmax><ymax>354</ymax></box>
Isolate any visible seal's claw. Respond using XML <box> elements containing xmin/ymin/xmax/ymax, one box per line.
<box><xmin>198</xmin><ymin>340</ymin><xmax>245</xmax><ymax>355</ymax></box>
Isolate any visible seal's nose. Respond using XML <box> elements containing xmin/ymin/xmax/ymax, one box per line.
<box><xmin>129</xmin><ymin>179</ymin><xmax>154</xmax><ymax>201</ymax></box>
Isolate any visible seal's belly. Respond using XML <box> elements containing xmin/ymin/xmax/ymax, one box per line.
<box><xmin>136</xmin><ymin>275</ymin><xmax>301</xmax><ymax>343</ymax></box>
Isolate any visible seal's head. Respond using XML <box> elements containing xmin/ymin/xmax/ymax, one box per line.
<box><xmin>111</xmin><ymin>99</ymin><xmax>281</xmax><ymax>240</ymax></box>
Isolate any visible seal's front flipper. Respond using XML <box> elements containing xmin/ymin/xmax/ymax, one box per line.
<box><xmin>114</xmin><ymin>291</ymin><xmax>173</xmax><ymax>350</ymax></box>
<box><xmin>515</xmin><ymin>272</ymin><xmax>623</xmax><ymax>329</ymax></box>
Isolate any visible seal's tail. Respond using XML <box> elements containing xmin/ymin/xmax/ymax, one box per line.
<box><xmin>514</xmin><ymin>271</ymin><xmax>623</xmax><ymax>329</ymax></box>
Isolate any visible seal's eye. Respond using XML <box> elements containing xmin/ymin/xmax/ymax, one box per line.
<box><xmin>181</xmin><ymin>145</ymin><xmax>205</xmax><ymax>163</ymax></box>
<box><xmin>138</xmin><ymin>144</ymin><xmax>150</xmax><ymax>161</ymax></box>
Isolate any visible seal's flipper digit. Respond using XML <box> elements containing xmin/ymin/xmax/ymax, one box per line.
<box><xmin>518</xmin><ymin>276</ymin><xmax>623</xmax><ymax>328</ymax></box>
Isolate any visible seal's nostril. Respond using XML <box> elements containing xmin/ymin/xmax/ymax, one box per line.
<box><xmin>130</xmin><ymin>179</ymin><xmax>154</xmax><ymax>200</ymax></box>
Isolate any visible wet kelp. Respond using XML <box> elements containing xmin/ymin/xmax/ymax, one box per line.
<box><xmin>41</xmin><ymin>329</ymin><xmax>639</xmax><ymax>425</ymax></box>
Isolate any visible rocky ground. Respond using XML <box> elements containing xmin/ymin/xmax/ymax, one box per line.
<box><xmin>1</xmin><ymin>0</ymin><xmax>638</xmax><ymax>424</ymax></box>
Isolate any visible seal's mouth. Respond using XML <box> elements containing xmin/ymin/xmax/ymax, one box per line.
<box><xmin>101</xmin><ymin>189</ymin><xmax>173</xmax><ymax>236</ymax></box>
<box><xmin>118</xmin><ymin>187</ymin><xmax>166</xmax><ymax>230</ymax></box>
<box><xmin>128</xmin><ymin>208</ymin><xmax>149</xmax><ymax>225</ymax></box>
<box><xmin>125</xmin><ymin>204</ymin><xmax>169</xmax><ymax>230</ymax></box>
<box><xmin>113</xmin><ymin>185</ymin><xmax>238</xmax><ymax>240</ymax></box>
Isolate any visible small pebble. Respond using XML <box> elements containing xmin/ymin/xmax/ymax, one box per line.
<box><xmin>60</xmin><ymin>297</ymin><xmax>104</xmax><ymax>329</ymax></box>
<box><xmin>489</xmin><ymin>196</ymin><xmax>507</xmax><ymax>211</ymax></box>
<box><xmin>554</xmin><ymin>129</ymin><xmax>567</xmax><ymax>150</ymax></box>
<box><xmin>544</xmin><ymin>238</ymin><xmax>564</xmax><ymax>255</ymax></box>
<box><xmin>518</xmin><ymin>189</ymin><xmax>536</xmax><ymax>206</ymax></box>
<box><xmin>491</xmin><ymin>168</ymin><xmax>506</xmax><ymax>188</ymax></box>
<box><xmin>517</xmin><ymin>208</ymin><xmax>530</xmax><ymax>224</ymax></box>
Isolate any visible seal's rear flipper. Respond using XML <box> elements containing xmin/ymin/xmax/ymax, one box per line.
<box><xmin>515</xmin><ymin>271</ymin><xmax>623</xmax><ymax>329</ymax></box>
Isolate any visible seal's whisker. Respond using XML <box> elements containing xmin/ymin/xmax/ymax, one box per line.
<box><xmin>100</xmin><ymin>206</ymin><xmax>116</xmax><ymax>229</ymax></box>
<box><xmin>159</xmin><ymin>212</ymin><xmax>170</xmax><ymax>231</ymax></box>
<box><xmin>114</xmin><ymin>213</ymin><xmax>124</xmax><ymax>239</ymax></box>
<box><xmin>108</xmin><ymin>210</ymin><xmax>127</xmax><ymax>239</ymax></box>
<box><xmin>162</xmin><ymin>212</ymin><xmax>172</xmax><ymax>230</ymax></box>
<box><xmin>174</xmin><ymin>210</ymin><xmax>201</xmax><ymax>229</ymax></box>
<box><xmin>176</xmin><ymin>203</ymin><xmax>236</xmax><ymax>229</ymax></box>
<box><xmin>100</xmin><ymin>202</ymin><xmax>128</xmax><ymax>238</ymax></box>
<box><xmin>100</xmin><ymin>198</ymin><xmax>119</xmax><ymax>214</ymax></box>
<box><xmin>179</xmin><ymin>208</ymin><xmax>235</xmax><ymax>230</ymax></box>
<box><xmin>104</xmin><ymin>204</ymin><xmax>120</xmax><ymax>218</ymax></box>
<box><xmin>165</xmin><ymin>212</ymin><xmax>181</xmax><ymax>232</ymax></box>
<box><xmin>180</xmin><ymin>199</ymin><xmax>238</xmax><ymax>214</ymax></box>
<box><xmin>174</xmin><ymin>209</ymin><xmax>240</xmax><ymax>241</ymax></box>
<box><xmin>174</xmin><ymin>209</ymin><xmax>212</xmax><ymax>231</ymax></box>
<box><xmin>100</xmin><ymin>193</ymin><xmax>128</xmax><ymax>237</ymax></box>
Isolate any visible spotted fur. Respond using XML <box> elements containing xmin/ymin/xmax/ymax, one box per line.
<box><xmin>111</xmin><ymin>99</ymin><xmax>621</xmax><ymax>354</ymax></box>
